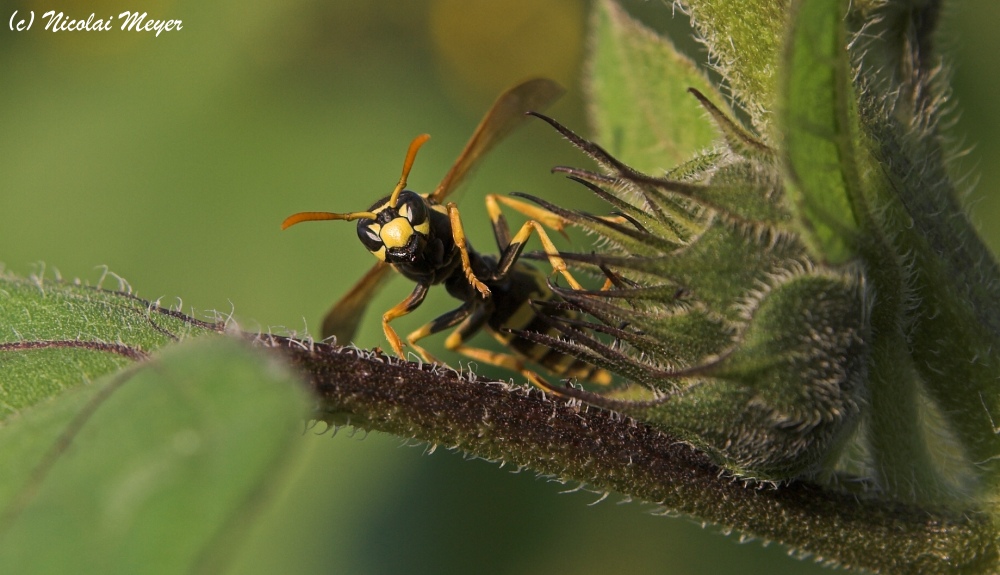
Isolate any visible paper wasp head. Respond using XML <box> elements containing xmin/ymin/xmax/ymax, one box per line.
<box><xmin>356</xmin><ymin>190</ymin><xmax>432</xmax><ymax>263</ymax></box>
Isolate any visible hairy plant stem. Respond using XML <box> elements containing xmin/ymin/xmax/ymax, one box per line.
<box><xmin>258</xmin><ymin>334</ymin><xmax>998</xmax><ymax>575</ymax></box>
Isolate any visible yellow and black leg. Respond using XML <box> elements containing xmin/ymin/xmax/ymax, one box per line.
<box><xmin>485</xmin><ymin>193</ymin><xmax>629</xmax><ymax>244</ymax></box>
<box><xmin>486</xmin><ymin>194</ymin><xmax>570</xmax><ymax>246</ymax></box>
<box><xmin>446</xmin><ymin>202</ymin><xmax>491</xmax><ymax>298</ymax></box>
<box><xmin>382</xmin><ymin>282</ymin><xmax>430</xmax><ymax>358</ymax></box>
<box><xmin>484</xmin><ymin>194</ymin><xmax>585</xmax><ymax>290</ymax></box>
<box><xmin>442</xmin><ymin>308</ymin><xmax>552</xmax><ymax>389</ymax></box>
<box><xmin>405</xmin><ymin>301</ymin><xmax>475</xmax><ymax>364</ymax></box>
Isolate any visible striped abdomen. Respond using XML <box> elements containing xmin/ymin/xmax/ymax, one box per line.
<box><xmin>487</xmin><ymin>262</ymin><xmax>612</xmax><ymax>384</ymax></box>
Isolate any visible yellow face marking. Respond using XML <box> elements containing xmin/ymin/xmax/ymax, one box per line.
<box><xmin>398</xmin><ymin>203</ymin><xmax>410</xmax><ymax>219</ymax></box>
<box><xmin>380</xmin><ymin>218</ymin><xmax>413</xmax><ymax>249</ymax></box>
<box><xmin>415</xmin><ymin>220</ymin><xmax>430</xmax><ymax>235</ymax></box>
<box><xmin>363</xmin><ymin>223</ymin><xmax>388</xmax><ymax>260</ymax></box>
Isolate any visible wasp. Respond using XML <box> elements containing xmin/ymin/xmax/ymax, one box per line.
<box><xmin>282</xmin><ymin>78</ymin><xmax>610</xmax><ymax>387</ymax></box>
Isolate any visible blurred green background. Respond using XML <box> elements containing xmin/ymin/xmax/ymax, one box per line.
<box><xmin>1</xmin><ymin>1</ymin><xmax>996</xmax><ymax>573</ymax></box>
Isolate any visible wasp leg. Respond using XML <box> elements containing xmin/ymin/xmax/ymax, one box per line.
<box><xmin>485</xmin><ymin>194</ymin><xmax>631</xmax><ymax>246</ymax></box>
<box><xmin>450</xmin><ymin>345</ymin><xmax>553</xmax><ymax>389</ymax></box>
<box><xmin>446</xmin><ymin>202</ymin><xmax>491</xmax><ymax>298</ymax></box>
<box><xmin>405</xmin><ymin>301</ymin><xmax>475</xmax><ymax>364</ymax></box>
<box><xmin>509</xmin><ymin>221</ymin><xmax>584</xmax><ymax>290</ymax></box>
<box><xmin>486</xmin><ymin>194</ymin><xmax>632</xmax><ymax>243</ymax></box>
<box><xmin>442</xmin><ymin>317</ymin><xmax>551</xmax><ymax>389</ymax></box>
<box><xmin>484</xmin><ymin>194</ymin><xmax>585</xmax><ymax>289</ymax></box>
<box><xmin>486</xmin><ymin>194</ymin><xmax>570</xmax><ymax>245</ymax></box>
<box><xmin>382</xmin><ymin>282</ymin><xmax>430</xmax><ymax>358</ymax></box>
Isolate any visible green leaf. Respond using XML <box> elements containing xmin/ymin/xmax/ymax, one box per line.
<box><xmin>681</xmin><ymin>0</ymin><xmax>787</xmax><ymax>129</ymax></box>
<box><xmin>779</xmin><ymin>0</ymin><xmax>861</xmax><ymax>264</ymax></box>
<box><xmin>0</xmin><ymin>271</ymin><xmax>218</xmax><ymax>419</ymax></box>
<box><xmin>0</xmin><ymin>338</ymin><xmax>309</xmax><ymax>575</ymax></box>
<box><xmin>587</xmin><ymin>0</ymin><xmax>727</xmax><ymax>173</ymax></box>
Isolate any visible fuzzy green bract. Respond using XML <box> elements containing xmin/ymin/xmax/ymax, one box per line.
<box><xmin>534</xmin><ymin>0</ymin><xmax>1000</xmax><ymax>504</ymax></box>
<box><xmin>680</xmin><ymin>0</ymin><xmax>786</xmax><ymax>130</ymax></box>
<box><xmin>780</xmin><ymin>0</ymin><xmax>862</xmax><ymax>264</ymax></box>
<box><xmin>587</xmin><ymin>0</ymin><xmax>726</xmax><ymax>171</ymax></box>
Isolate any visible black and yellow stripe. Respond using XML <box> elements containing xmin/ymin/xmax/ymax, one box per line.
<box><xmin>485</xmin><ymin>262</ymin><xmax>612</xmax><ymax>385</ymax></box>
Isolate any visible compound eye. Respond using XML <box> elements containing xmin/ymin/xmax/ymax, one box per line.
<box><xmin>397</xmin><ymin>192</ymin><xmax>427</xmax><ymax>226</ymax></box>
<box><xmin>357</xmin><ymin>222</ymin><xmax>383</xmax><ymax>252</ymax></box>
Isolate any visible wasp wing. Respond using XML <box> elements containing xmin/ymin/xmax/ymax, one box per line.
<box><xmin>429</xmin><ymin>78</ymin><xmax>564</xmax><ymax>204</ymax></box>
<box><xmin>321</xmin><ymin>260</ymin><xmax>395</xmax><ymax>342</ymax></box>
